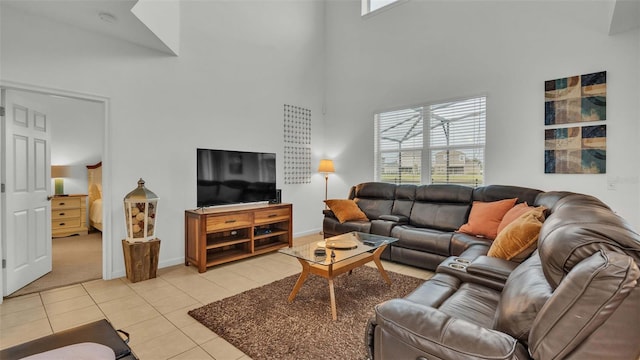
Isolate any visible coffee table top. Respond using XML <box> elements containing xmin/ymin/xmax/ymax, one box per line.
<box><xmin>278</xmin><ymin>232</ymin><xmax>398</xmax><ymax>266</ymax></box>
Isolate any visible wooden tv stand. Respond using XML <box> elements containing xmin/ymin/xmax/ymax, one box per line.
<box><xmin>184</xmin><ymin>203</ymin><xmax>292</xmax><ymax>272</ymax></box>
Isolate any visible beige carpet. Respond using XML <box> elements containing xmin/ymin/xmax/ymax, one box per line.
<box><xmin>189</xmin><ymin>266</ymin><xmax>424</xmax><ymax>360</ymax></box>
<box><xmin>8</xmin><ymin>232</ymin><xmax>103</xmax><ymax>297</ymax></box>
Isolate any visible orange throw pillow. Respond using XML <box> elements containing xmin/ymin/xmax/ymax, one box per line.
<box><xmin>497</xmin><ymin>202</ymin><xmax>532</xmax><ymax>234</ymax></box>
<box><xmin>488</xmin><ymin>206</ymin><xmax>546</xmax><ymax>262</ymax></box>
<box><xmin>458</xmin><ymin>198</ymin><xmax>517</xmax><ymax>239</ymax></box>
<box><xmin>324</xmin><ymin>199</ymin><xmax>369</xmax><ymax>223</ymax></box>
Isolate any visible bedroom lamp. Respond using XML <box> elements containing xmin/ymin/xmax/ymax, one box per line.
<box><xmin>51</xmin><ymin>165</ymin><xmax>70</xmax><ymax>195</ymax></box>
<box><xmin>318</xmin><ymin>159</ymin><xmax>335</xmax><ymax>206</ymax></box>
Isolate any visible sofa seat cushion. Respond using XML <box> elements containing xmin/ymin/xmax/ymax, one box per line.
<box><xmin>405</xmin><ymin>261</ymin><xmax>502</xmax><ymax>326</ymax></box>
<box><xmin>405</xmin><ymin>273</ymin><xmax>461</xmax><ymax>308</ymax></box>
<box><xmin>322</xmin><ymin>217</ymin><xmax>371</xmax><ymax>236</ymax></box>
<box><xmin>437</xmin><ymin>282</ymin><xmax>502</xmax><ymax>329</ymax></box>
<box><xmin>391</xmin><ymin>225</ymin><xmax>452</xmax><ymax>256</ymax></box>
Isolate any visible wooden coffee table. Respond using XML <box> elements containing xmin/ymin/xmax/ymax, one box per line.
<box><xmin>278</xmin><ymin>232</ymin><xmax>398</xmax><ymax>320</ymax></box>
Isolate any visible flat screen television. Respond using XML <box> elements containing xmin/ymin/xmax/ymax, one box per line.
<box><xmin>197</xmin><ymin>148</ymin><xmax>277</xmax><ymax>207</ymax></box>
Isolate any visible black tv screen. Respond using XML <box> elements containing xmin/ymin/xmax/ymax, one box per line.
<box><xmin>197</xmin><ymin>148</ymin><xmax>277</xmax><ymax>207</ymax></box>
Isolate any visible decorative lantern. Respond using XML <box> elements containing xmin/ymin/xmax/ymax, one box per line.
<box><xmin>123</xmin><ymin>178</ymin><xmax>159</xmax><ymax>243</ymax></box>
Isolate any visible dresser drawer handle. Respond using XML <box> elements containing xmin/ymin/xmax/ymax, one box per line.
<box><xmin>225</xmin><ymin>219</ymin><xmax>237</xmax><ymax>223</ymax></box>
<box><xmin>59</xmin><ymin>202</ymin><xmax>65</xmax><ymax>206</ymax></box>
<box><xmin>58</xmin><ymin>222</ymin><xmax>65</xmax><ymax>226</ymax></box>
<box><xmin>267</xmin><ymin>214</ymin><xmax>277</xmax><ymax>218</ymax></box>
<box><xmin>59</xmin><ymin>212</ymin><xmax>65</xmax><ymax>216</ymax></box>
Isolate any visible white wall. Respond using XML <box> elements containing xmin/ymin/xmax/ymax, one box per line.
<box><xmin>1</xmin><ymin>1</ymin><xmax>327</xmax><ymax>278</ymax></box>
<box><xmin>324</xmin><ymin>0</ymin><xmax>640</xmax><ymax>229</ymax></box>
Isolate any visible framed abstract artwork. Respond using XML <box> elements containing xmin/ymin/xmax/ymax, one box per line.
<box><xmin>545</xmin><ymin>71</ymin><xmax>606</xmax><ymax>125</ymax></box>
<box><xmin>544</xmin><ymin>71</ymin><xmax>606</xmax><ymax>174</ymax></box>
<box><xmin>544</xmin><ymin>125</ymin><xmax>606</xmax><ymax>174</ymax></box>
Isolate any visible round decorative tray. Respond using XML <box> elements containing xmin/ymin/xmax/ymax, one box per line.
<box><xmin>325</xmin><ymin>239</ymin><xmax>358</xmax><ymax>250</ymax></box>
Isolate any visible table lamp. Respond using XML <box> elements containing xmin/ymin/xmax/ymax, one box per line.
<box><xmin>51</xmin><ymin>165</ymin><xmax>70</xmax><ymax>195</ymax></box>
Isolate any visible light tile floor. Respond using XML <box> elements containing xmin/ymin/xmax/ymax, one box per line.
<box><xmin>0</xmin><ymin>234</ymin><xmax>433</xmax><ymax>359</ymax></box>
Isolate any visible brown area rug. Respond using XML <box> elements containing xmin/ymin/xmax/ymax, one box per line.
<box><xmin>188</xmin><ymin>266</ymin><xmax>425</xmax><ymax>360</ymax></box>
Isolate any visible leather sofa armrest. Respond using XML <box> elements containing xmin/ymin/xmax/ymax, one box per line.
<box><xmin>370</xmin><ymin>299</ymin><xmax>529</xmax><ymax>360</ymax></box>
<box><xmin>371</xmin><ymin>215</ymin><xmax>407</xmax><ymax>237</ymax></box>
<box><xmin>466</xmin><ymin>255</ymin><xmax>519</xmax><ymax>283</ymax></box>
<box><xmin>378</xmin><ymin>214</ymin><xmax>408</xmax><ymax>223</ymax></box>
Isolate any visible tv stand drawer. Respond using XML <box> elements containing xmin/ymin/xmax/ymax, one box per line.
<box><xmin>206</xmin><ymin>213</ymin><xmax>252</xmax><ymax>232</ymax></box>
<box><xmin>254</xmin><ymin>208</ymin><xmax>289</xmax><ymax>224</ymax></box>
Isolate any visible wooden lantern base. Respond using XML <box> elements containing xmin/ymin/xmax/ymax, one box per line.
<box><xmin>122</xmin><ymin>238</ymin><xmax>161</xmax><ymax>283</ymax></box>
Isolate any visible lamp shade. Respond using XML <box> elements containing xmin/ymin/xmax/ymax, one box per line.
<box><xmin>51</xmin><ymin>165</ymin><xmax>70</xmax><ymax>178</ymax></box>
<box><xmin>318</xmin><ymin>159</ymin><xmax>335</xmax><ymax>173</ymax></box>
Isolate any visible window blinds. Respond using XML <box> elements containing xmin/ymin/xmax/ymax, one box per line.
<box><xmin>375</xmin><ymin>96</ymin><xmax>486</xmax><ymax>186</ymax></box>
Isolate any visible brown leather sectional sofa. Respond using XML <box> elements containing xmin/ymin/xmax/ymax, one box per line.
<box><xmin>323</xmin><ymin>182</ymin><xmax>640</xmax><ymax>359</ymax></box>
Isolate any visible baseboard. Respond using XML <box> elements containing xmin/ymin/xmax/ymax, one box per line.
<box><xmin>294</xmin><ymin>228</ymin><xmax>322</xmax><ymax>238</ymax></box>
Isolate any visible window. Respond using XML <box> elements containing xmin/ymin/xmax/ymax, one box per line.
<box><xmin>362</xmin><ymin>0</ymin><xmax>402</xmax><ymax>16</ymax></box>
<box><xmin>374</xmin><ymin>96</ymin><xmax>486</xmax><ymax>187</ymax></box>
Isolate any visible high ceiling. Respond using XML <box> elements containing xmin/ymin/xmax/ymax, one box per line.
<box><xmin>2</xmin><ymin>0</ymin><xmax>638</xmax><ymax>54</ymax></box>
<box><xmin>2</xmin><ymin>0</ymin><xmax>176</xmax><ymax>55</ymax></box>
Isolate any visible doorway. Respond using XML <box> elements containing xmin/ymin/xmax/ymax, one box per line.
<box><xmin>1</xmin><ymin>82</ymin><xmax>111</xmax><ymax>299</ymax></box>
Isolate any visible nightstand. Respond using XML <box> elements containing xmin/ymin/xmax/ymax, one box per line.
<box><xmin>51</xmin><ymin>194</ymin><xmax>88</xmax><ymax>238</ymax></box>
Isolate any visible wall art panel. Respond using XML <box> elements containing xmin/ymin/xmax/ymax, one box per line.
<box><xmin>544</xmin><ymin>125</ymin><xmax>606</xmax><ymax>174</ymax></box>
<box><xmin>283</xmin><ymin>104</ymin><xmax>311</xmax><ymax>184</ymax></box>
<box><xmin>544</xmin><ymin>71</ymin><xmax>606</xmax><ymax>125</ymax></box>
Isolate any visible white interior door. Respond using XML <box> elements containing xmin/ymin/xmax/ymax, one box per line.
<box><xmin>1</xmin><ymin>89</ymin><xmax>52</xmax><ymax>295</ymax></box>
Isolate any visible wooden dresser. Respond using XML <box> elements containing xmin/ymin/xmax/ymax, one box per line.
<box><xmin>51</xmin><ymin>194</ymin><xmax>88</xmax><ymax>238</ymax></box>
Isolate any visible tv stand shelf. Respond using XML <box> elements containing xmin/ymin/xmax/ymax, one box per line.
<box><xmin>185</xmin><ymin>203</ymin><xmax>292</xmax><ymax>272</ymax></box>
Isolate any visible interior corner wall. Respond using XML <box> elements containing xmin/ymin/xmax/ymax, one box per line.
<box><xmin>324</xmin><ymin>0</ymin><xmax>640</xmax><ymax>229</ymax></box>
<box><xmin>0</xmin><ymin>0</ymin><xmax>326</xmax><ymax>278</ymax></box>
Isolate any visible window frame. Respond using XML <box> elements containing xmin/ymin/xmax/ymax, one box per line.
<box><xmin>361</xmin><ymin>0</ymin><xmax>407</xmax><ymax>18</ymax></box>
<box><xmin>374</xmin><ymin>95</ymin><xmax>487</xmax><ymax>187</ymax></box>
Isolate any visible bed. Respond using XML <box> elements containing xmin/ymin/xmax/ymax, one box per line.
<box><xmin>87</xmin><ymin>161</ymin><xmax>103</xmax><ymax>232</ymax></box>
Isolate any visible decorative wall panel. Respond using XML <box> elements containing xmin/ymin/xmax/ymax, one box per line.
<box><xmin>544</xmin><ymin>71</ymin><xmax>606</xmax><ymax>174</ymax></box>
<box><xmin>284</xmin><ymin>105</ymin><xmax>311</xmax><ymax>184</ymax></box>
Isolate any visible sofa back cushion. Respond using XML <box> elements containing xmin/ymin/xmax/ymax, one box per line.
<box><xmin>391</xmin><ymin>184</ymin><xmax>416</xmax><ymax>218</ymax></box>
<box><xmin>494</xmin><ymin>253</ymin><xmax>552</xmax><ymax>344</ymax></box>
<box><xmin>409</xmin><ymin>185</ymin><xmax>473</xmax><ymax>231</ymax></box>
<box><xmin>352</xmin><ymin>182</ymin><xmax>397</xmax><ymax>220</ymax></box>
<box><xmin>528</xmin><ymin>250</ymin><xmax>639</xmax><ymax>359</ymax></box>
<box><xmin>473</xmin><ymin>185</ymin><xmax>542</xmax><ymax>205</ymax></box>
